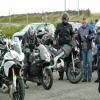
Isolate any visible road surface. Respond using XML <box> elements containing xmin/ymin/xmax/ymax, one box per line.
<box><xmin>0</xmin><ymin>71</ymin><xmax>100</xmax><ymax>100</ymax></box>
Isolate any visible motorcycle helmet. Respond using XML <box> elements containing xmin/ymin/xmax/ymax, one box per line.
<box><xmin>28</xmin><ymin>26</ymin><xmax>35</xmax><ymax>36</ymax></box>
<box><xmin>62</xmin><ymin>12</ymin><xmax>69</xmax><ymax>24</ymax></box>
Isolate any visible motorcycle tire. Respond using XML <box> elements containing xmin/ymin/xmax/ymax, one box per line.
<box><xmin>41</xmin><ymin>68</ymin><xmax>53</xmax><ymax>90</ymax></box>
<box><xmin>12</xmin><ymin>77</ymin><xmax>25</xmax><ymax>100</ymax></box>
<box><xmin>67</xmin><ymin>59</ymin><xmax>82</xmax><ymax>84</ymax></box>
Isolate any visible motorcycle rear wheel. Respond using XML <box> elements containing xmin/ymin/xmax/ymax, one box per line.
<box><xmin>67</xmin><ymin>59</ymin><xmax>82</xmax><ymax>84</ymax></box>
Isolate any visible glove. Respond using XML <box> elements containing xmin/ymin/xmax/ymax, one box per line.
<box><xmin>87</xmin><ymin>35</ymin><xmax>94</xmax><ymax>40</ymax></box>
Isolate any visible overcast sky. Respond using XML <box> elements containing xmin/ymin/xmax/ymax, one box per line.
<box><xmin>0</xmin><ymin>0</ymin><xmax>100</xmax><ymax>16</ymax></box>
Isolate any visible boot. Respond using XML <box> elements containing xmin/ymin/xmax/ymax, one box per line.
<box><xmin>24</xmin><ymin>79</ymin><xmax>29</xmax><ymax>89</ymax></box>
<box><xmin>37</xmin><ymin>82</ymin><xmax>42</xmax><ymax>86</ymax></box>
<box><xmin>0</xmin><ymin>75</ymin><xmax>3</xmax><ymax>88</ymax></box>
<box><xmin>58</xmin><ymin>71</ymin><xmax>64</xmax><ymax>80</ymax></box>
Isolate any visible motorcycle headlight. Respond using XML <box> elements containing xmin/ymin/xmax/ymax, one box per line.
<box><xmin>44</xmin><ymin>53</ymin><xmax>51</xmax><ymax>62</ymax></box>
<box><xmin>75</xmin><ymin>47</ymin><xmax>78</xmax><ymax>51</ymax></box>
<box><xmin>74</xmin><ymin>46</ymin><xmax>80</xmax><ymax>53</ymax></box>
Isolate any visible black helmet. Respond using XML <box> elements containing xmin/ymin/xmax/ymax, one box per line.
<box><xmin>62</xmin><ymin>12</ymin><xmax>69</xmax><ymax>24</ymax></box>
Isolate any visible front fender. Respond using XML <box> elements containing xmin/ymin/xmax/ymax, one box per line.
<box><xmin>4</xmin><ymin>61</ymin><xmax>15</xmax><ymax>77</ymax></box>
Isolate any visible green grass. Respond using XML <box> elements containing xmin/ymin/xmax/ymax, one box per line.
<box><xmin>0</xmin><ymin>25</ymin><xmax>24</xmax><ymax>37</ymax></box>
<box><xmin>0</xmin><ymin>12</ymin><xmax>100</xmax><ymax>37</ymax></box>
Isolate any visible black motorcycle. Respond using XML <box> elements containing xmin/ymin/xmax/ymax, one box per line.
<box><xmin>23</xmin><ymin>34</ymin><xmax>53</xmax><ymax>90</ymax></box>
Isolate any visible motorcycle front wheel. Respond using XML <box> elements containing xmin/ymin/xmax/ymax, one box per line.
<box><xmin>41</xmin><ymin>68</ymin><xmax>53</xmax><ymax>90</ymax></box>
<box><xmin>12</xmin><ymin>77</ymin><xmax>25</xmax><ymax>100</ymax></box>
<box><xmin>67</xmin><ymin>59</ymin><xmax>82</xmax><ymax>84</ymax></box>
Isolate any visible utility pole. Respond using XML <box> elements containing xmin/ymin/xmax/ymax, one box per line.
<box><xmin>41</xmin><ymin>11</ymin><xmax>44</xmax><ymax>22</ymax></box>
<box><xmin>78</xmin><ymin>0</ymin><xmax>80</xmax><ymax>17</ymax></box>
<box><xmin>26</xmin><ymin>13</ymin><xmax>28</xmax><ymax>24</ymax></box>
<box><xmin>45</xmin><ymin>12</ymin><xmax>48</xmax><ymax>23</ymax></box>
<box><xmin>8</xmin><ymin>11</ymin><xmax>12</xmax><ymax>38</ymax></box>
<box><xmin>64</xmin><ymin>0</ymin><xmax>66</xmax><ymax>11</ymax></box>
<box><xmin>9</xmin><ymin>11</ymin><xmax>11</xmax><ymax>23</ymax></box>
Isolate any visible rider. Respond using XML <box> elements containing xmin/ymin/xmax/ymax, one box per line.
<box><xmin>55</xmin><ymin>12</ymin><xmax>75</xmax><ymax>80</ymax></box>
<box><xmin>22</xmin><ymin>28</ymin><xmax>35</xmax><ymax>88</ymax></box>
<box><xmin>22</xmin><ymin>28</ymin><xmax>40</xmax><ymax>88</ymax></box>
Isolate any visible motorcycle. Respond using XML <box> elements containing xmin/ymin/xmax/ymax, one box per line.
<box><xmin>24</xmin><ymin>32</ymin><xmax>53</xmax><ymax>90</ymax></box>
<box><xmin>0</xmin><ymin>37</ymin><xmax>25</xmax><ymax>100</ymax></box>
<box><xmin>46</xmin><ymin>39</ymin><xmax>82</xmax><ymax>84</ymax></box>
<box><xmin>0</xmin><ymin>36</ymin><xmax>7</xmax><ymax>65</ymax></box>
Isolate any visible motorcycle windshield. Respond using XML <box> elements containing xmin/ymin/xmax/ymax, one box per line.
<box><xmin>12</xmin><ymin>37</ymin><xmax>24</xmax><ymax>61</ymax></box>
<box><xmin>12</xmin><ymin>37</ymin><xmax>22</xmax><ymax>54</ymax></box>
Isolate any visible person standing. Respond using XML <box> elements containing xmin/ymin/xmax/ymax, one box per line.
<box><xmin>55</xmin><ymin>12</ymin><xmax>75</xmax><ymax>80</ymax></box>
<box><xmin>78</xmin><ymin>17</ymin><xmax>94</xmax><ymax>82</ymax></box>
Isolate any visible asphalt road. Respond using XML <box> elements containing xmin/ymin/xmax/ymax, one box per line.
<box><xmin>0</xmin><ymin>71</ymin><xmax>100</xmax><ymax>100</ymax></box>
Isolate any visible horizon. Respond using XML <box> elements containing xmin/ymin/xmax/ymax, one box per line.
<box><xmin>0</xmin><ymin>10</ymin><xmax>100</xmax><ymax>17</ymax></box>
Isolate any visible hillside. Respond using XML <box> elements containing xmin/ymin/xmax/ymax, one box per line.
<box><xmin>0</xmin><ymin>11</ymin><xmax>100</xmax><ymax>37</ymax></box>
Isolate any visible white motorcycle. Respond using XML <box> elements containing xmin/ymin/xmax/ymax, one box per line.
<box><xmin>46</xmin><ymin>39</ymin><xmax>82</xmax><ymax>84</ymax></box>
<box><xmin>0</xmin><ymin>37</ymin><xmax>25</xmax><ymax>100</ymax></box>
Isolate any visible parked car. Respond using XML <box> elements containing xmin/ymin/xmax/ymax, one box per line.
<box><xmin>13</xmin><ymin>23</ymin><xmax>55</xmax><ymax>40</ymax></box>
